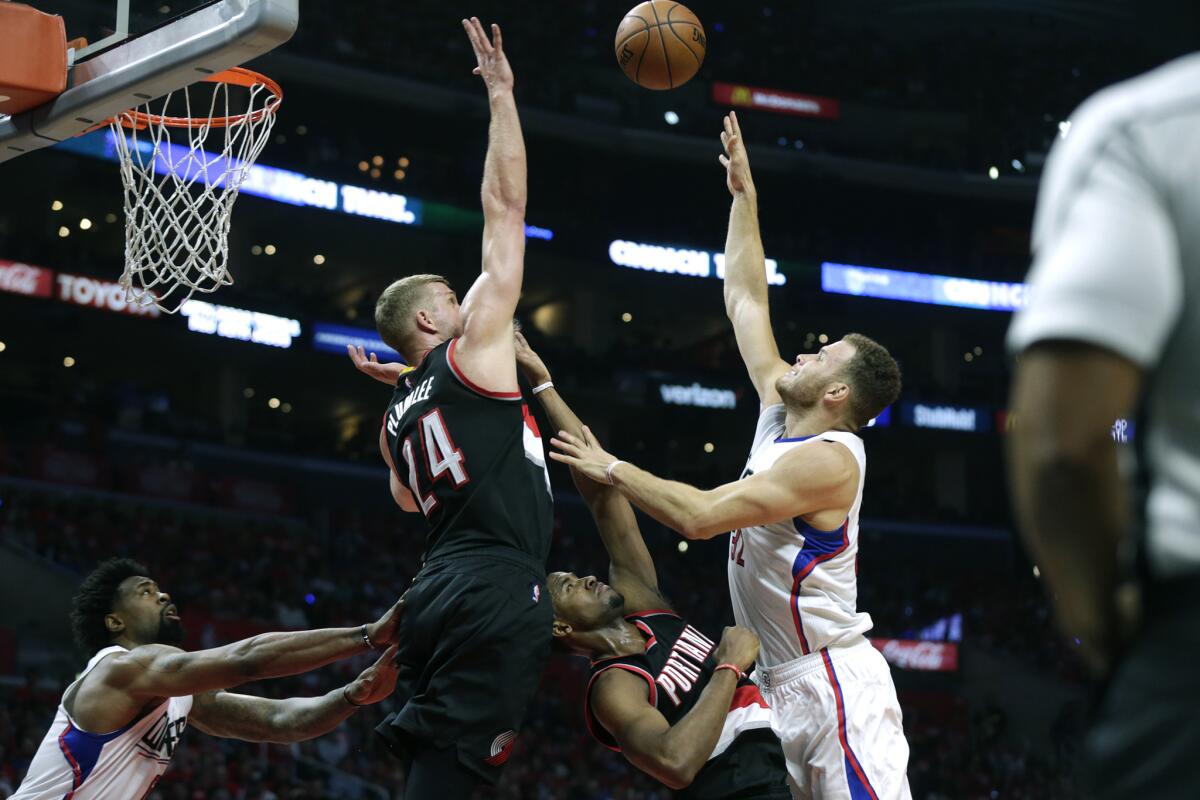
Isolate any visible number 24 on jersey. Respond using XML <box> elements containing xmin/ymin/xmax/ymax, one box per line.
<box><xmin>400</xmin><ymin>410</ymin><xmax>470</xmax><ymax>517</ymax></box>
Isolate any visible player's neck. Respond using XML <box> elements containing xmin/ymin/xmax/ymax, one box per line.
<box><xmin>405</xmin><ymin>338</ymin><xmax>442</xmax><ymax>367</ymax></box>
<box><xmin>590</xmin><ymin>619</ymin><xmax>648</xmax><ymax>660</ymax></box>
<box><xmin>783</xmin><ymin>405</ymin><xmax>850</xmax><ymax>438</ymax></box>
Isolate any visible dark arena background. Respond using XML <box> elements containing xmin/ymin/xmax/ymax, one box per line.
<box><xmin>2</xmin><ymin>1</ymin><xmax>1198</xmax><ymax>798</ymax></box>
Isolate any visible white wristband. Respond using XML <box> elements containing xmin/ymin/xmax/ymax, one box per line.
<box><xmin>532</xmin><ymin>381</ymin><xmax>554</xmax><ymax>395</ymax></box>
<box><xmin>604</xmin><ymin>460</ymin><xmax>626</xmax><ymax>485</ymax></box>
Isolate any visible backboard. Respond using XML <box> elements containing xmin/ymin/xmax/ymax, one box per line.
<box><xmin>0</xmin><ymin>0</ymin><xmax>298</xmax><ymax>163</ymax></box>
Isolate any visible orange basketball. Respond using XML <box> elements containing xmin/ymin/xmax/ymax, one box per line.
<box><xmin>615</xmin><ymin>1</ymin><xmax>706</xmax><ymax>91</ymax></box>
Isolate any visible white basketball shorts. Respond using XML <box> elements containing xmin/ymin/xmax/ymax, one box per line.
<box><xmin>753</xmin><ymin>637</ymin><xmax>911</xmax><ymax>800</ymax></box>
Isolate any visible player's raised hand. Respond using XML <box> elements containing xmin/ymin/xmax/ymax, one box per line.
<box><xmin>462</xmin><ymin>17</ymin><xmax>514</xmax><ymax>94</ymax></box>
<box><xmin>549</xmin><ymin>426</ymin><xmax>619</xmax><ymax>485</ymax></box>
<box><xmin>347</xmin><ymin>345</ymin><xmax>407</xmax><ymax>387</ymax></box>
<box><xmin>514</xmin><ymin>330</ymin><xmax>551</xmax><ymax>386</ymax></box>
<box><xmin>343</xmin><ymin>644</ymin><xmax>401</xmax><ymax>706</ymax></box>
<box><xmin>718</xmin><ymin>112</ymin><xmax>755</xmax><ymax>197</ymax></box>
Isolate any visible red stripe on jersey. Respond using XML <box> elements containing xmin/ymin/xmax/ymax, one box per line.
<box><xmin>628</xmin><ymin>609</ymin><xmax>680</xmax><ymax>619</ymax></box>
<box><xmin>446</xmin><ymin>339</ymin><xmax>522</xmax><ymax>400</ymax></box>
<box><xmin>789</xmin><ymin>521</ymin><xmax>850</xmax><ymax>654</ymax></box>
<box><xmin>822</xmin><ymin>649</ymin><xmax>881</xmax><ymax>800</ymax></box>
<box><xmin>728</xmin><ymin>684</ymin><xmax>770</xmax><ymax>711</ymax></box>
<box><xmin>632</xmin><ymin>619</ymin><xmax>658</xmax><ymax>651</ymax></box>
<box><xmin>58</xmin><ymin>723</ymin><xmax>83</xmax><ymax>799</ymax></box>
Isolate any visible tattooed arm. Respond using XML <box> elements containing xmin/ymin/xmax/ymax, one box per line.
<box><xmin>188</xmin><ymin>645</ymin><xmax>398</xmax><ymax>744</ymax></box>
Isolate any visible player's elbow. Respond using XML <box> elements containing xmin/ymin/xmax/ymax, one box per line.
<box><xmin>678</xmin><ymin>516</ymin><xmax>718</xmax><ymax>541</ymax></box>
<box><xmin>657</xmin><ymin>755</ymin><xmax>699</xmax><ymax>789</ymax></box>
<box><xmin>481</xmin><ymin>187</ymin><xmax>526</xmax><ymax>219</ymax></box>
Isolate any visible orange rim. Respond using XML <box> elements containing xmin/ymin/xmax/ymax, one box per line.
<box><xmin>109</xmin><ymin>67</ymin><xmax>282</xmax><ymax>130</ymax></box>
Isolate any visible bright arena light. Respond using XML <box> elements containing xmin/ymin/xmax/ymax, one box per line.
<box><xmin>63</xmin><ymin>356</ymin><xmax>76</xmax><ymax>367</ymax></box>
<box><xmin>664</xmin><ymin>110</ymin><xmax>679</xmax><ymax>125</ymax></box>
<box><xmin>57</xmin><ymin>226</ymin><xmax>70</xmax><ymax>238</ymax></box>
<box><xmin>988</xmin><ymin>166</ymin><xmax>999</xmax><ymax>180</ymax></box>
<box><xmin>677</xmin><ymin>541</ymin><xmax>689</xmax><ymax>553</ymax></box>
<box><xmin>51</xmin><ymin>200</ymin><xmax>63</xmax><ymax>211</ymax></box>
<box><xmin>268</xmin><ymin>397</ymin><xmax>281</xmax><ymax>409</ymax></box>
<box><xmin>79</xmin><ymin>218</ymin><xmax>92</xmax><ymax>230</ymax></box>
<box><xmin>313</xmin><ymin>254</ymin><xmax>326</xmax><ymax>265</ymax></box>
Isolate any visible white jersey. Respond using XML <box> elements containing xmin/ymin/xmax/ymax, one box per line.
<box><xmin>11</xmin><ymin>646</ymin><xmax>192</xmax><ymax>800</ymax></box>
<box><xmin>1007</xmin><ymin>53</ymin><xmax>1200</xmax><ymax>578</ymax></box>
<box><xmin>728</xmin><ymin>404</ymin><xmax>872</xmax><ymax>669</ymax></box>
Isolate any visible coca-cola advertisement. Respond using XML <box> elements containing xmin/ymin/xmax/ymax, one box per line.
<box><xmin>870</xmin><ymin>638</ymin><xmax>959</xmax><ymax>672</ymax></box>
<box><xmin>0</xmin><ymin>259</ymin><xmax>53</xmax><ymax>298</ymax></box>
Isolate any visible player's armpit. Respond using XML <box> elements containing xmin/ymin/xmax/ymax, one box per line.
<box><xmin>685</xmin><ymin>440</ymin><xmax>858</xmax><ymax>540</ymax></box>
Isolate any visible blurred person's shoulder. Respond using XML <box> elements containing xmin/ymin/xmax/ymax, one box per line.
<box><xmin>1038</xmin><ymin>53</ymin><xmax>1200</xmax><ymax>223</ymax></box>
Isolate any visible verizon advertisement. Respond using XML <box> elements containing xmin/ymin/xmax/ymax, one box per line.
<box><xmin>0</xmin><ymin>260</ymin><xmax>54</xmax><ymax>298</ymax></box>
<box><xmin>712</xmin><ymin>82</ymin><xmax>840</xmax><ymax>119</ymax></box>
<box><xmin>871</xmin><ymin>638</ymin><xmax>959</xmax><ymax>672</ymax></box>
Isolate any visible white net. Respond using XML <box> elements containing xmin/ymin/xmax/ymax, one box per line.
<box><xmin>109</xmin><ymin>71</ymin><xmax>280</xmax><ymax>313</ymax></box>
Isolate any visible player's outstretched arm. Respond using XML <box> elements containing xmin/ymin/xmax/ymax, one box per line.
<box><xmin>515</xmin><ymin>332</ymin><xmax>662</xmax><ymax>606</ymax></box>
<box><xmin>551</xmin><ymin>429</ymin><xmax>856</xmax><ymax>540</ymax></box>
<box><xmin>592</xmin><ymin>626</ymin><xmax>758</xmax><ymax>789</ymax></box>
<box><xmin>719</xmin><ymin>112</ymin><xmax>789</xmax><ymax>407</ymax></box>
<box><xmin>100</xmin><ymin>597</ymin><xmax>405</xmax><ymax>701</ymax></box>
<box><xmin>456</xmin><ymin>17</ymin><xmax>525</xmax><ymax>393</ymax></box>
<box><xmin>188</xmin><ymin>644</ymin><xmax>399</xmax><ymax>744</ymax></box>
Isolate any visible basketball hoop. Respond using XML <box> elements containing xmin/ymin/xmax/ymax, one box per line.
<box><xmin>106</xmin><ymin>67</ymin><xmax>282</xmax><ymax>313</ymax></box>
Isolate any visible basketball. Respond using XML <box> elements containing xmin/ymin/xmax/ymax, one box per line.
<box><xmin>614</xmin><ymin>1</ymin><xmax>706</xmax><ymax>90</ymax></box>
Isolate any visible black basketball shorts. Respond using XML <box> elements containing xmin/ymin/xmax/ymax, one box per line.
<box><xmin>375</xmin><ymin>549</ymin><xmax>553</xmax><ymax>784</ymax></box>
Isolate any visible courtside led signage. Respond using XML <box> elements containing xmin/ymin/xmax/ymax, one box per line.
<box><xmin>903</xmin><ymin>403</ymin><xmax>990</xmax><ymax>433</ymax></box>
<box><xmin>821</xmin><ymin>262</ymin><xmax>1027</xmax><ymax>312</ymax></box>
<box><xmin>0</xmin><ymin>260</ymin><xmax>54</xmax><ymax>298</ymax></box>
<box><xmin>313</xmin><ymin>323</ymin><xmax>401</xmax><ymax>360</ymax></box>
<box><xmin>57</xmin><ymin>273</ymin><xmax>160</xmax><ymax>317</ymax></box>
<box><xmin>55</xmin><ymin>131</ymin><xmax>555</xmax><ymax>240</ymax></box>
<box><xmin>658</xmin><ymin>382</ymin><xmax>739</xmax><ymax>410</ymax></box>
<box><xmin>610</xmin><ymin>240</ymin><xmax>786</xmax><ymax>285</ymax></box>
<box><xmin>180</xmin><ymin>301</ymin><xmax>300</xmax><ymax>348</ymax></box>
<box><xmin>712</xmin><ymin>82</ymin><xmax>840</xmax><ymax>119</ymax></box>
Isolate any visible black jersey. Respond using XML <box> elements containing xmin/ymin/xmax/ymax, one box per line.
<box><xmin>383</xmin><ymin>338</ymin><xmax>553</xmax><ymax>565</ymax></box>
<box><xmin>585</xmin><ymin>610</ymin><xmax>790</xmax><ymax>799</ymax></box>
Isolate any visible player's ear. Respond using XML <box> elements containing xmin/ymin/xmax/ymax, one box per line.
<box><xmin>105</xmin><ymin>612</ymin><xmax>125</xmax><ymax>636</ymax></box>
<box><xmin>825</xmin><ymin>381</ymin><xmax>850</xmax><ymax>404</ymax></box>
<box><xmin>551</xmin><ymin>619</ymin><xmax>573</xmax><ymax>639</ymax></box>
<box><xmin>414</xmin><ymin>308</ymin><xmax>437</xmax><ymax>334</ymax></box>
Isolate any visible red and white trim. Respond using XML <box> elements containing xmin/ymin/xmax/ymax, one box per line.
<box><xmin>446</xmin><ymin>338</ymin><xmax>522</xmax><ymax>400</ymax></box>
<box><xmin>821</xmin><ymin>649</ymin><xmax>881</xmax><ymax>800</ymax></box>
<box><xmin>57</xmin><ymin>723</ymin><xmax>84</xmax><ymax>800</ymax></box>
<box><xmin>584</xmin><ymin>663</ymin><xmax>659</xmax><ymax>752</ymax></box>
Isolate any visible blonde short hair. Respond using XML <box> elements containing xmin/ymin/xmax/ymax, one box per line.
<box><xmin>374</xmin><ymin>274</ymin><xmax>450</xmax><ymax>354</ymax></box>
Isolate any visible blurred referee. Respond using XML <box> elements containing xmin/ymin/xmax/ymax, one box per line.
<box><xmin>1007</xmin><ymin>51</ymin><xmax>1200</xmax><ymax>798</ymax></box>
